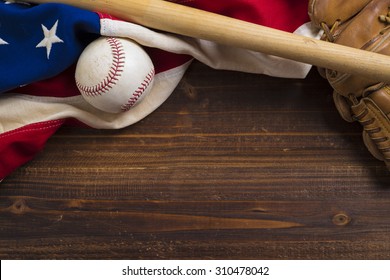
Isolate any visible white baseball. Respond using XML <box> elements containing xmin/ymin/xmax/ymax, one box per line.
<box><xmin>75</xmin><ymin>37</ymin><xmax>155</xmax><ymax>113</ymax></box>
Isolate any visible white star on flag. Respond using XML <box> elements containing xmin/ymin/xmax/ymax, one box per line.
<box><xmin>0</xmin><ymin>38</ymin><xmax>8</xmax><ymax>45</ymax></box>
<box><xmin>36</xmin><ymin>20</ymin><xmax>64</xmax><ymax>59</ymax></box>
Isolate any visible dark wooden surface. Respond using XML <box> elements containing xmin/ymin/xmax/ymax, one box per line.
<box><xmin>1</xmin><ymin>62</ymin><xmax>389</xmax><ymax>259</ymax></box>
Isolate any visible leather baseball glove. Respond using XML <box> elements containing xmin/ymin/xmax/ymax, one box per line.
<box><xmin>309</xmin><ymin>0</ymin><xmax>390</xmax><ymax>170</ymax></box>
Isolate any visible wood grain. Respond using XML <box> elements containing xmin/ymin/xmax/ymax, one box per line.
<box><xmin>1</xmin><ymin>62</ymin><xmax>389</xmax><ymax>259</ymax></box>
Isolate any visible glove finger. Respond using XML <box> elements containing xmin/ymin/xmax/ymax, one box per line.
<box><xmin>333</xmin><ymin>91</ymin><xmax>355</xmax><ymax>122</ymax></box>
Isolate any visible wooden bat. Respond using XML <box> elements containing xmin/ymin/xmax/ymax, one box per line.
<box><xmin>29</xmin><ymin>0</ymin><xmax>390</xmax><ymax>82</ymax></box>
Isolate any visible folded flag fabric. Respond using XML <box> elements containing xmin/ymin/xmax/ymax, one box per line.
<box><xmin>0</xmin><ymin>0</ymin><xmax>319</xmax><ymax>180</ymax></box>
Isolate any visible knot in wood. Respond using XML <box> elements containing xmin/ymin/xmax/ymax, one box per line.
<box><xmin>332</xmin><ymin>213</ymin><xmax>351</xmax><ymax>226</ymax></box>
<box><xmin>11</xmin><ymin>199</ymin><xmax>28</xmax><ymax>214</ymax></box>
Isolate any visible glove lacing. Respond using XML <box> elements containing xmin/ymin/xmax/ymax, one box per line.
<box><xmin>350</xmin><ymin>86</ymin><xmax>390</xmax><ymax>165</ymax></box>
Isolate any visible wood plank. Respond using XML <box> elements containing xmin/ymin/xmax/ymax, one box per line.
<box><xmin>1</xmin><ymin>62</ymin><xmax>389</xmax><ymax>259</ymax></box>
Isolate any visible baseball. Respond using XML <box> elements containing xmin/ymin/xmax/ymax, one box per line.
<box><xmin>75</xmin><ymin>36</ymin><xmax>155</xmax><ymax>113</ymax></box>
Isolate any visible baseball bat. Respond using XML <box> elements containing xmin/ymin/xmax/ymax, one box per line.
<box><xmin>29</xmin><ymin>0</ymin><xmax>390</xmax><ymax>82</ymax></box>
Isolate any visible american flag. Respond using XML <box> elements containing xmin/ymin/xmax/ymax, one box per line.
<box><xmin>0</xmin><ymin>0</ymin><xmax>319</xmax><ymax>179</ymax></box>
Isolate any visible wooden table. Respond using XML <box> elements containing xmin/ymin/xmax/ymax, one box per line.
<box><xmin>1</xmin><ymin>62</ymin><xmax>389</xmax><ymax>259</ymax></box>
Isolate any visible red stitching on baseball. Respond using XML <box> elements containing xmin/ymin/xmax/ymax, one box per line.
<box><xmin>121</xmin><ymin>68</ymin><xmax>155</xmax><ymax>112</ymax></box>
<box><xmin>76</xmin><ymin>37</ymin><xmax>125</xmax><ymax>97</ymax></box>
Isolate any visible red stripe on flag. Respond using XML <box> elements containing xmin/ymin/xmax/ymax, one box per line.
<box><xmin>171</xmin><ymin>0</ymin><xmax>310</xmax><ymax>32</ymax></box>
<box><xmin>0</xmin><ymin>120</ymin><xmax>65</xmax><ymax>179</ymax></box>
